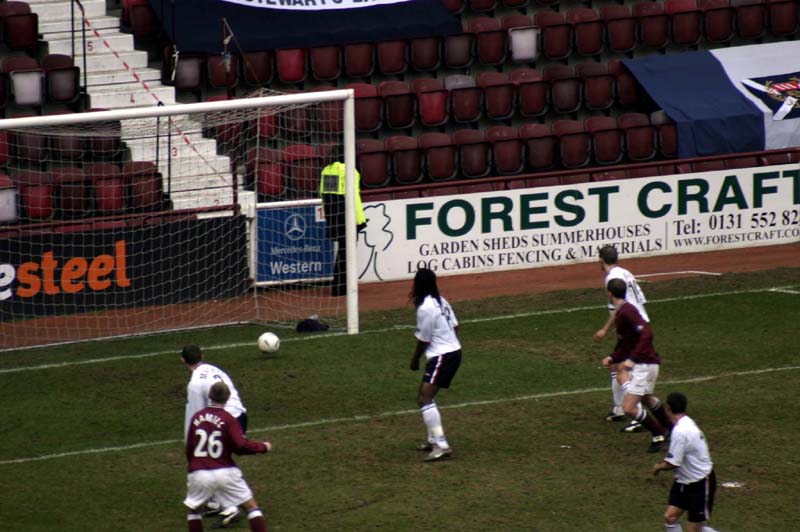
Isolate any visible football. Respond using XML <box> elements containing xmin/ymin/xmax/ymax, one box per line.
<box><xmin>257</xmin><ymin>332</ymin><xmax>280</xmax><ymax>353</ymax></box>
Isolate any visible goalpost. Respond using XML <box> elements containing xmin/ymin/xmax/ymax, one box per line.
<box><xmin>0</xmin><ymin>90</ymin><xmax>359</xmax><ymax>350</ymax></box>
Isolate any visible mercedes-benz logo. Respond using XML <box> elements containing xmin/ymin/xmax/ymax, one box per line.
<box><xmin>285</xmin><ymin>213</ymin><xmax>306</xmax><ymax>241</ymax></box>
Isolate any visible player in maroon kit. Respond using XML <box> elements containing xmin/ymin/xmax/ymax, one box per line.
<box><xmin>184</xmin><ymin>381</ymin><xmax>272</xmax><ymax>532</ymax></box>
<box><xmin>601</xmin><ymin>278</ymin><xmax>673</xmax><ymax>453</ymax></box>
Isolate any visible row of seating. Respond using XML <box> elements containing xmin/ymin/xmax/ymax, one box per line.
<box><xmin>6</xmin><ymin>162</ymin><xmax>165</xmax><ymax>221</ymax></box>
<box><xmin>0</xmin><ymin>125</ymin><xmax>122</xmax><ymax>166</ymax></box>
<box><xmin>0</xmin><ymin>54</ymin><xmax>82</xmax><ymax>112</ymax></box>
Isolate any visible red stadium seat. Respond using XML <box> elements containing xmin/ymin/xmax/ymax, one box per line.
<box><xmin>470</xmin><ymin>17</ymin><xmax>506</xmax><ymax>66</ymax></box>
<box><xmin>453</xmin><ymin>129</ymin><xmax>491</xmax><ymax>178</ymax></box>
<box><xmin>3</xmin><ymin>56</ymin><xmax>44</xmax><ymax>109</ymax></box>
<box><xmin>535</xmin><ymin>11</ymin><xmax>571</xmax><ymax>61</ymax></box>
<box><xmin>280</xmin><ymin>89</ymin><xmax>312</xmax><ymax>138</ymax></box>
<box><xmin>651</xmin><ymin>110</ymin><xmax>678</xmax><ymax>158</ymax></box>
<box><xmin>129</xmin><ymin>1</ymin><xmax>159</xmax><ymax>40</ymax></box>
<box><xmin>733</xmin><ymin>0</ymin><xmax>767</xmax><ymax>41</ymax></box>
<box><xmin>619</xmin><ymin>113</ymin><xmax>657</xmax><ymax>162</ymax></box>
<box><xmin>477</xmin><ymin>72</ymin><xmax>515</xmax><ymax>121</ymax></box>
<box><xmin>441</xmin><ymin>0</ymin><xmax>466</xmax><ymax>14</ymax></box>
<box><xmin>52</xmin><ymin>166</ymin><xmax>88</xmax><ymax>217</ymax></box>
<box><xmin>357</xmin><ymin>139</ymin><xmax>390</xmax><ymax>188</ymax></box>
<box><xmin>376</xmin><ymin>40</ymin><xmax>408</xmax><ymax>76</ymax></box>
<box><xmin>469</xmin><ymin>0</ymin><xmax>497</xmax><ymax>12</ymax></box>
<box><xmin>385</xmin><ymin>135</ymin><xmax>423</xmax><ymax>185</ymax></box>
<box><xmin>666</xmin><ymin>0</ymin><xmax>703</xmax><ymax>46</ymax></box>
<box><xmin>544</xmin><ymin>65</ymin><xmax>581</xmax><ymax>115</ymax></box>
<box><xmin>311</xmin><ymin>86</ymin><xmax>344</xmax><ymax>133</ymax></box>
<box><xmin>567</xmin><ymin>8</ymin><xmax>604</xmax><ymax>57</ymax></box>
<box><xmin>10</xmin><ymin>128</ymin><xmax>48</xmax><ymax>164</ymax></box>
<box><xmin>346</xmin><ymin>83</ymin><xmax>382</xmax><ymax>133</ymax></box>
<box><xmin>553</xmin><ymin>120</ymin><xmax>590</xmax><ymax>169</ymax></box>
<box><xmin>413</xmin><ymin>78</ymin><xmax>449</xmax><ymax>128</ymax></box>
<box><xmin>487</xmin><ymin>126</ymin><xmax>524</xmax><ymax>175</ymax></box>
<box><xmin>419</xmin><ymin>133</ymin><xmax>457</xmax><ymax>182</ymax></box>
<box><xmin>698</xmin><ymin>0</ymin><xmax>735</xmax><ymax>43</ymax></box>
<box><xmin>275</xmin><ymin>48</ymin><xmax>307</xmax><ymax>84</ymax></box>
<box><xmin>576</xmin><ymin>62</ymin><xmax>614</xmax><ymax>112</ymax></box>
<box><xmin>443</xmin><ymin>33</ymin><xmax>474</xmax><ymax>70</ymax></box>
<box><xmin>445</xmin><ymin>75</ymin><xmax>482</xmax><ymax>124</ymax></box>
<box><xmin>309</xmin><ymin>46</ymin><xmax>341</xmax><ymax>82</ymax></box>
<box><xmin>503</xmin><ymin>15</ymin><xmax>539</xmax><ymax>63</ymax></box>
<box><xmin>86</xmin><ymin>163</ymin><xmax>125</xmax><ymax>214</ymax></box>
<box><xmin>410</xmin><ymin>37</ymin><xmax>442</xmax><ymax>72</ymax></box>
<box><xmin>123</xmin><ymin>161</ymin><xmax>162</xmax><ymax>210</ymax></box>
<box><xmin>520</xmin><ymin>123</ymin><xmax>557</xmax><ymax>171</ymax></box>
<box><xmin>247</xmin><ymin>147</ymin><xmax>284</xmax><ymax>198</ymax></box>
<box><xmin>16</xmin><ymin>170</ymin><xmax>53</xmax><ymax>220</ymax></box>
<box><xmin>586</xmin><ymin>117</ymin><xmax>623</xmax><ymax>165</ymax></box>
<box><xmin>633</xmin><ymin>2</ymin><xmax>670</xmax><ymax>49</ymax></box>
<box><xmin>242</xmin><ymin>51</ymin><xmax>273</xmax><ymax>86</ymax></box>
<box><xmin>609</xmin><ymin>59</ymin><xmax>640</xmax><ymax>109</ymax></box>
<box><xmin>510</xmin><ymin>68</ymin><xmax>548</xmax><ymax>118</ymax></box>
<box><xmin>283</xmin><ymin>144</ymin><xmax>323</xmax><ymax>195</ymax></box>
<box><xmin>344</xmin><ymin>43</ymin><xmax>375</xmax><ymax>78</ymax></box>
<box><xmin>0</xmin><ymin>2</ymin><xmax>38</xmax><ymax>53</ymax></box>
<box><xmin>378</xmin><ymin>81</ymin><xmax>415</xmax><ymax>130</ymax></box>
<box><xmin>162</xmin><ymin>47</ymin><xmax>203</xmax><ymax>97</ymax></box>
<box><xmin>602</xmin><ymin>6</ymin><xmax>636</xmax><ymax>54</ymax></box>
<box><xmin>766</xmin><ymin>0</ymin><xmax>798</xmax><ymax>37</ymax></box>
<box><xmin>207</xmin><ymin>54</ymin><xmax>239</xmax><ymax>89</ymax></box>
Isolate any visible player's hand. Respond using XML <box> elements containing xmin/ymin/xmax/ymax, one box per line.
<box><xmin>652</xmin><ymin>463</ymin><xmax>662</xmax><ymax>476</ymax></box>
<box><xmin>410</xmin><ymin>358</ymin><xmax>420</xmax><ymax>371</ymax></box>
<box><xmin>264</xmin><ymin>441</ymin><xmax>272</xmax><ymax>452</ymax></box>
<box><xmin>592</xmin><ymin>329</ymin><xmax>606</xmax><ymax>342</ymax></box>
<box><xmin>601</xmin><ymin>356</ymin><xmax>613</xmax><ymax>369</ymax></box>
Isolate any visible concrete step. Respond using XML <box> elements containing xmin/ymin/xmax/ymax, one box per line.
<box><xmin>165</xmin><ymin>175</ymin><xmax>229</xmax><ymax>193</ymax></box>
<box><xmin>126</xmin><ymin>135</ymin><xmax>221</xmax><ymax>159</ymax></box>
<box><xmin>88</xmin><ymin>84</ymin><xmax>176</xmax><ymax>108</ymax></box>
<box><xmin>48</xmin><ymin>32</ymin><xmax>134</xmax><ymax>57</ymax></box>
<box><xmin>30</xmin><ymin>0</ymin><xmax>107</xmax><ymax>23</ymax></box>
<box><xmin>172</xmin><ymin>190</ymin><xmax>257</xmax><ymax>217</ymax></box>
<box><xmin>151</xmin><ymin>156</ymin><xmax>233</xmax><ymax>177</ymax></box>
<box><xmin>40</xmin><ymin>16</ymin><xmax>121</xmax><ymax>39</ymax></box>
<box><xmin>84</xmin><ymin>67</ymin><xmax>161</xmax><ymax>86</ymax></box>
<box><xmin>81</xmin><ymin>50</ymin><xmax>149</xmax><ymax>71</ymax></box>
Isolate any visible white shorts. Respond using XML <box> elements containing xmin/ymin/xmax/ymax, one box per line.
<box><xmin>184</xmin><ymin>467</ymin><xmax>253</xmax><ymax>511</ymax></box>
<box><xmin>626</xmin><ymin>363</ymin><xmax>659</xmax><ymax>396</ymax></box>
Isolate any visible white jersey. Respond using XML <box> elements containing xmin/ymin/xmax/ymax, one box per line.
<box><xmin>665</xmin><ymin>414</ymin><xmax>714</xmax><ymax>484</ymax></box>
<box><xmin>415</xmin><ymin>295</ymin><xmax>461</xmax><ymax>360</ymax></box>
<box><xmin>605</xmin><ymin>265</ymin><xmax>649</xmax><ymax>322</ymax></box>
<box><xmin>184</xmin><ymin>362</ymin><xmax>246</xmax><ymax>441</ymax></box>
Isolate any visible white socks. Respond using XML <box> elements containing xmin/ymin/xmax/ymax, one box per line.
<box><xmin>665</xmin><ymin>523</ymin><xmax>682</xmax><ymax>532</ymax></box>
<box><xmin>421</xmin><ymin>402</ymin><xmax>449</xmax><ymax>449</ymax></box>
<box><xmin>611</xmin><ymin>372</ymin><xmax>624</xmax><ymax>415</ymax></box>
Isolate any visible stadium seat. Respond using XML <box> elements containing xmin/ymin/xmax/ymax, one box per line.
<box><xmin>510</xmin><ymin>68</ymin><xmax>548</xmax><ymax>118</ymax></box>
<box><xmin>487</xmin><ymin>125</ymin><xmax>524</xmax><ymax>175</ymax></box>
<box><xmin>52</xmin><ymin>166</ymin><xmax>88</xmax><ymax>217</ymax></box>
<box><xmin>633</xmin><ymin>2</ymin><xmax>670</xmax><ymax>49</ymax></box>
<box><xmin>445</xmin><ymin>75</ymin><xmax>482</xmax><ymax>124</ymax></box>
<box><xmin>410</xmin><ymin>36</ymin><xmax>442</xmax><ymax>72</ymax></box>
<box><xmin>122</xmin><ymin>161</ymin><xmax>162</xmax><ymax>210</ymax></box>
<box><xmin>619</xmin><ymin>112</ymin><xmax>657</xmax><ymax>162</ymax></box>
<box><xmin>86</xmin><ymin>163</ymin><xmax>125</xmax><ymax>214</ymax></box>
<box><xmin>0</xmin><ymin>2</ymin><xmax>38</xmax><ymax>53</ymax></box>
<box><xmin>246</xmin><ymin>147</ymin><xmax>283</xmax><ymax>196</ymax></box>
<box><xmin>477</xmin><ymin>72</ymin><xmax>515</xmax><ymax>121</ymax></box>
<box><xmin>567</xmin><ymin>8</ymin><xmax>604</xmax><ymax>57</ymax></box>
<box><xmin>441</xmin><ymin>0</ymin><xmax>466</xmax><ymax>14</ymax></box>
<box><xmin>650</xmin><ymin>110</ymin><xmax>678</xmax><ymax>158</ymax></box>
<box><xmin>346</xmin><ymin>82</ymin><xmax>382</xmax><ymax>132</ymax></box>
<box><xmin>585</xmin><ymin>116</ymin><xmax>623</xmax><ymax>165</ymax></box>
<box><xmin>252</xmin><ymin>109</ymin><xmax>278</xmax><ymax>140</ymax></box>
<box><xmin>766</xmin><ymin>0</ymin><xmax>798</xmax><ymax>37</ymax></box>
<box><xmin>733</xmin><ymin>0</ymin><xmax>767</xmax><ymax>40</ymax></box>
<box><xmin>163</xmin><ymin>47</ymin><xmax>204</xmax><ymax>97</ymax></box>
<box><xmin>41</xmin><ymin>54</ymin><xmax>81</xmax><ymax>106</ymax></box>
<box><xmin>241</xmin><ymin>51</ymin><xmax>273</xmax><ymax>86</ymax></box>
<box><xmin>16</xmin><ymin>170</ymin><xmax>53</xmax><ymax>220</ymax></box>
<box><xmin>453</xmin><ymin>129</ymin><xmax>490</xmax><ymax>178</ymax></box>
<box><xmin>309</xmin><ymin>46</ymin><xmax>342</xmax><ymax>81</ymax></box>
<box><xmin>378</xmin><ymin>80</ymin><xmax>416</xmax><ymax>130</ymax></box>
<box><xmin>519</xmin><ymin>123</ymin><xmax>557</xmax><ymax>171</ymax></box>
<box><xmin>577</xmin><ymin>62</ymin><xmax>614</xmax><ymax>112</ymax></box>
<box><xmin>665</xmin><ymin>0</ymin><xmax>703</xmax><ymax>46</ymax></box>
<box><xmin>609</xmin><ymin>59</ymin><xmax>640</xmax><ymax>108</ymax></box>
<box><xmin>503</xmin><ymin>15</ymin><xmax>539</xmax><ymax>63</ymax></box>
<box><xmin>419</xmin><ymin>133</ymin><xmax>458</xmax><ymax>181</ymax></box>
<box><xmin>553</xmin><ymin>120</ymin><xmax>590</xmax><ymax>169</ymax></box>
<box><xmin>0</xmin><ymin>131</ymin><xmax>9</xmax><ymax>166</ymax></box>
<box><xmin>129</xmin><ymin>0</ymin><xmax>159</xmax><ymax>40</ymax></box>
<box><xmin>601</xmin><ymin>6</ymin><xmax>636</xmax><ymax>54</ymax></box>
<box><xmin>206</xmin><ymin>95</ymin><xmax>243</xmax><ymax>154</ymax></box>
<box><xmin>85</xmin><ymin>113</ymin><xmax>122</xmax><ymax>161</ymax></box>
<box><xmin>3</xmin><ymin>56</ymin><xmax>44</xmax><ymax>109</ymax></box>
<box><xmin>535</xmin><ymin>11</ymin><xmax>571</xmax><ymax>61</ymax></box>
<box><xmin>280</xmin><ymin>89</ymin><xmax>311</xmax><ymax>138</ymax></box>
<box><xmin>698</xmin><ymin>0</ymin><xmax>735</xmax><ymax>43</ymax></box>
<box><xmin>11</xmin><ymin>128</ymin><xmax>48</xmax><ymax>165</ymax></box>
<box><xmin>469</xmin><ymin>0</ymin><xmax>498</xmax><ymax>12</ymax></box>
<box><xmin>207</xmin><ymin>54</ymin><xmax>239</xmax><ymax>89</ymax></box>
<box><xmin>385</xmin><ymin>135</ymin><xmax>423</xmax><ymax>185</ymax></box>
<box><xmin>760</xmin><ymin>150</ymin><xmax>800</xmax><ymax>165</ymax></box>
<box><xmin>311</xmin><ymin>86</ymin><xmax>344</xmax><ymax>133</ymax></box>
<box><xmin>0</xmin><ymin>173</ymin><xmax>16</xmax><ymax>222</ymax></box>
<box><xmin>357</xmin><ymin>138</ymin><xmax>390</xmax><ymax>188</ymax></box>
<box><xmin>283</xmin><ymin>144</ymin><xmax>323</xmax><ymax>195</ymax></box>
<box><xmin>443</xmin><ymin>32</ymin><xmax>474</xmax><ymax>70</ymax></box>
<box><xmin>275</xmin><ymin>48</ymin><xmax>307</xmax><ymax>84</ymax></box>
<box><xmin>376</xmin><ymin>40</ymin><xmax>408</xmax><ymax>76</ymax></box>
<box><xmin>344</xmin><ymin>42</ymin><xmax>375</xmax><ymax>78</ymax></box>
<box><xmin>413</xmin><ymin>78</ymin><xmax>449</xmax><ymax>128</ymax></box>
<box><xmin>544</xmin><ymin>65</ymin><xmax>581</xmax><ymax>114</ymax></box>
<box><xmin>725</xmin><ymin>155</ymin><xmax>759</xmax><ymax>168</ymax></box>
<box><xmin>470</xmin><ymin>17</ymin><xmax>506</xmax><ymax>66</ymax></box>
<box><xmin>502</xmin><ymin>0</ymin><xmax>529</xmax><ymax>6</ymax></box>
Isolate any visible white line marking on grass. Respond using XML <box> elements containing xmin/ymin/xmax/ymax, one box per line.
<box><xmin>769</xmin><ymin>287</ymin><xmax>800</xmax><ymax>295</ymax></box>
<box><xmin>1</xmin><ymin>284</ymin><xmax>797</xmax><ymax>375</ymax></box>
<box><xmin>2</xmin><ymin>365</ymin><xmax>797</xmax><ymax>466</ymax></box>
<box><xmin>638</xmin><ymin>270</ymin><xmax>722</xmax><ymax>278</ymax></box>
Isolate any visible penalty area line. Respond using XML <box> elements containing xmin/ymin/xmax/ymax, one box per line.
<box><xmin>1</xmin><ymin>365</ymin><xmax>797</xmax><ymax>466</ymax></box>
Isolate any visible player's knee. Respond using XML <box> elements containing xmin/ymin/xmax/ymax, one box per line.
<box><xmin>663</xmin><ymin>510</ymin><xmax>680</xmax><ymax>525</ymax></box>
<box><xmin>623</xmin><ymin>404</ymin><xmax>638</xmax><ymax>417</ymax></box>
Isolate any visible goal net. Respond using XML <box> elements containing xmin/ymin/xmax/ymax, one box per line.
<box><xmin>0</xmin><ymin>90</ymin><xmax>358</xmax><ymax>350</ymax></box>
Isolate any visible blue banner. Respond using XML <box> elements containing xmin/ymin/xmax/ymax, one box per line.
<box><xmin>256</xmin><ymin>205</ymin><xmax>333</xmax><ymax>283</ymax></box>
<box><xmin>148</xmin><ymin>0</ymin><xmax>461</xmax><ymax>53</ymax></box>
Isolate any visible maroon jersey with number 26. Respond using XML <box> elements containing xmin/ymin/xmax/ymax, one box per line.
<box><xmin>186</xmin><ymin>405</ymin><xmax>267</xmax><ymax>472</ymax></box>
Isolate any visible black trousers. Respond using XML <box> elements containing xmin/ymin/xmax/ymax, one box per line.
<box><xmin>322</xmin><ymin>194</ymin><xmax>347</xmax><ymax>296</ymax></box>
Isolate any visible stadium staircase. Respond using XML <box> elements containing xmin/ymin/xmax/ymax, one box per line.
<box><xmin>31</xmin><ymin>0</ymin><xmax>255</xmax><ymax>215</ymax></box>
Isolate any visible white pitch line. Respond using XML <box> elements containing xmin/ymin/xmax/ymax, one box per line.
<box><xmin>638</xmin><ymin>270</ymin><xmax>722</xmax><ymax>278</ymax></box>
<box><xmin>1</xmin><ymin>365</ymin><xmax>798</xmax><ymax>466</ymax></box>
<box><xmin>769</xmin><ymin>288</ymin><xmax>800</xmax><ymax>295</ymax></box>
<box><xmin>1</xmin><ymin>284</ymin><xmax>798</xmax><ymax>375</ymax></box>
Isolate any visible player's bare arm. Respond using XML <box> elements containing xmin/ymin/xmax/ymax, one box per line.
<box><xmin>410</xmin><ymin>340</ymin><xmax>428</xmax><ymax>371</ymax></box>
<box><xmin>653</xmin><ymin>460</ymin><xmax>677</xmax><ymax>476</ymax></box>
<box><xmin>593</xmin><ymin>312</ymin><xmax>616</xmax><ymax>342</ymax></box>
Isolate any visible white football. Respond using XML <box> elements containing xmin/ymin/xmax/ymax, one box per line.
<box><xmin>257</xmin><ymin>332</ymin><xmax>280</xmax><ymax>353</ymax></box>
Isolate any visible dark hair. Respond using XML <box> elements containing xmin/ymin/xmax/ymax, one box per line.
<box><xmin>599</xmin><ymin>245</ymin><xmax>619</xmax><ymax>265</ymax></box>
<box><xmin>209</xmin><ymin>381</ymin><xmax>230</xmax><ymax>404</ymax></box>
<box><xmin>607</xmin><ymin>278</ymin><xmax>627</xmax><ymax>299</ymax></box>
<box><xmin>410</xmin><ymin>268</ymin><xmax>440</xmax><ymax>308</ymax></box>
<box><xmin>667</xmin><ymin>392</ymin><xmax>688</xmax><ymax>414</ymax></box>
<box><xmin>181</xmin><ymin>345</ymin><xmax>203</xmax><ymax>365</ymax></box>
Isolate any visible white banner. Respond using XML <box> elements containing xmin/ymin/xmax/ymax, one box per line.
<box><xmin>220</xmin><ymin>0</ymin><xmax>412</xmax><ymax>11</ymax></box>
<box><xmin>357</xmin><ymin>166</ymin><xmax>800</xmax><ymax>283</ymax></box>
